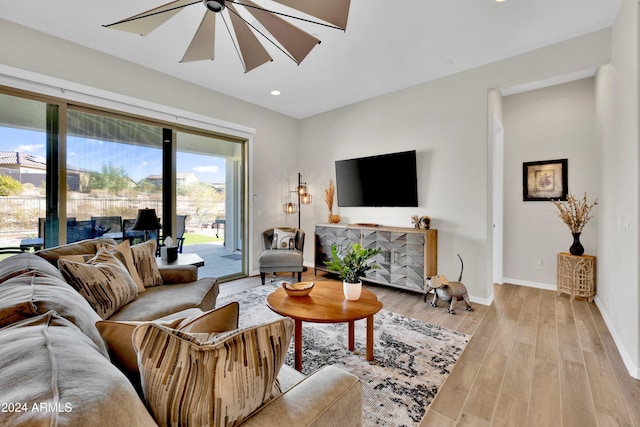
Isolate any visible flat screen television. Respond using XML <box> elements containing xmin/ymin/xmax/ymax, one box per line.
<box><xmin>335</xmin><ymin>150</ymin><xmax>418</xmax><ymax>207</ymax></box>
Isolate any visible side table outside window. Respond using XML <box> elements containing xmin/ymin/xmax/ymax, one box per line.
<box><xmin>556</xmin><ymin>252</ymin><xmax>596</xmax><ymax>302</ymax></box>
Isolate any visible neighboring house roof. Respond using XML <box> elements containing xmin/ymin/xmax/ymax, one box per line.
<box><xmin>144</xmin><ymin>173</ymin><xmax>200</xmax><ymax>183</ymax></box>
<box><xmin>177</xmin><ymin>172</ymin><xmax>198</xmax><ymax>181</ymax></box>
<box><xmin>0</xmin><ymin>151</ymin><xmax>89</xmax><ymax>176</ymax></box>
<box><xmin>0</xmin><ymin>151</ymin><xmax>46</xmax><ymax>169</ymax></box>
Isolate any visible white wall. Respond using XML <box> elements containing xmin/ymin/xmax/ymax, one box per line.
<box><xmin>299</xmin><ymin>75</ymin><xmax>492</xmax><ymax>302</ymax></box>
<box><xmin>502</xmin><ymin>78</ymin><xmax>600</xmax><ymax>288</ymax></box>
<box><xmin>298</xmin><ymin>31</ymin><xmax>612</xmax><ymax>303</ymax></box>
<box><xmin>595</xmin><ymin>0</ymin><xmax>639</xmax><ymax>379</ymax></box>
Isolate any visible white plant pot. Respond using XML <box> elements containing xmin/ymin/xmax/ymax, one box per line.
<box><xmin>343</xmin><ymin>281</ymin><xmax>362</xmax><ymax>301</ymax></box>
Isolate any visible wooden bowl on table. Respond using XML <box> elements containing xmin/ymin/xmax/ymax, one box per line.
<box><xmin>282</xmin><ymin>281</ymin><xmax>314</xmax><ymax>297</ymax></box>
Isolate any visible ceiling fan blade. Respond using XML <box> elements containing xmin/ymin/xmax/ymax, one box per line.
<box><xmin>104</xmin><ymin>0</ymin><xmax>198</xmax><ymax>36</ymax></box>
<box><xmin>181</xmin><ymin>12</ymin><xmax>216</xmax><ymax>62</ymax></box>
<box><xmin>241</xmin><ymin>0</ymin><xmax>320</xmax><ymax>64</ymax></box>
<box><xmin>271</xmin><ymin>0</ymin><xmax>351</xmax><ymax>30</ymax></box>
<box><xmin>227</xmin><ymin>3</ymin><xmax>272</xmax><ymax>72</ymax></box>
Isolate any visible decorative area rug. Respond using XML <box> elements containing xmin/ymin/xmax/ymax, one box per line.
<box><xmin>216</xmin><ymin>282</ymin><xmax>469</xmax><ymax>427</ymax></box>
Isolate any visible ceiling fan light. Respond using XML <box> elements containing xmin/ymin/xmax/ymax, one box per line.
<box><xmin>205</xmin><ymin>0</ymin><xmax>225</xmax><ymax>13</ymax></box>
<box><xmin>106</xmin><ymin>0</ymin><xmax>351</xmax><ymax>72</ymax></box>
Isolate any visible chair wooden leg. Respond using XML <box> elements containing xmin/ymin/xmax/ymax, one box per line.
<box><xmin>260</xmin><ymin>273</ymin><xmax>266</xmax><ymax>286</ymax></box>
<box><xmin>297</xmin><ymin>272</ymin><xmax>302</xmax><ymax>282</ymax></box>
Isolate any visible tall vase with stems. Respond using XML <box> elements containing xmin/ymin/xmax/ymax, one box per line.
<box><xmin>551</xmin><ymin>193</ymin><xmax>597</xmax><ymax>256</ymax></box>
<box><xmin>324</xmin><ymin>180</ymin><xmax>341</xmax><ymax>223</ymax></box>
<box><xmin>570</xmin><ymin>233</ymin><xmax>584</xmax><ymax>256</ymax></box>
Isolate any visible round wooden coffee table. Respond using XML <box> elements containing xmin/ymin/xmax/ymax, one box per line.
<box><xmin>266</xmin><ymin>281</ymin><xmax>383</xmax><ymax>371</ymax></box>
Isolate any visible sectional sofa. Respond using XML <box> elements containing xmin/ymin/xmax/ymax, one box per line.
<box><xmin>0</xmin><ymin>237</ymin><xmax>362</xmax><ymax>426</ymax></box>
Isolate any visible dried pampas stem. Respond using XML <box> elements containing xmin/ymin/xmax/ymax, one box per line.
<box><xmin>324</xmin><ymin>180</ymin><xmax>335</xmax><ymax>210</ymax></box>
<box><xmin>551</xmin><ymin>192</ymin><xmax>597</xmax><ymax>233</ymax></box>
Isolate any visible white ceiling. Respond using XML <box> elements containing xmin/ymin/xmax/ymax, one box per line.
<box><xmin>0</xmin><ymin>0</ymin><xmax>622</xmax><ymax>119</ymax></box>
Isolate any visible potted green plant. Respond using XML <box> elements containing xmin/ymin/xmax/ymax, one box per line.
<box><xmin>324</xmin><ymin>242</ymin><xmax>382</xmax><ymax>300</ymax></box>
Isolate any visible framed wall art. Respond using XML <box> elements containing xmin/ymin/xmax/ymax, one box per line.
<box><xmin>523</xmin><ymin>158</ymin><xmax>568</xmax><ymax>201</ymax></box>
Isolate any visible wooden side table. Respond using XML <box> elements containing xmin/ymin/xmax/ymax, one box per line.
<box><xmin>557</xmin><ymin>252</ymin><xmax>596</xmax><ymax>302</ymax></box>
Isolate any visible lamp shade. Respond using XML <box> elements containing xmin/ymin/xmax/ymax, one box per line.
<box><xmin>283</xmin><ymin>202</ymin><xmax>298</xmax><ymax>214</ymax></box>
<box><xmin>131</xmin><ymin>208</ymin><xmax>161</xmax><ymax>231</ymax></box>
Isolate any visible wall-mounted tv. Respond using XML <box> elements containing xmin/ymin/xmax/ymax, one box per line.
<box><xmin>335</xmin><ymin>150</ymin><xmax>418</xmax><ymax>207</ymax></box>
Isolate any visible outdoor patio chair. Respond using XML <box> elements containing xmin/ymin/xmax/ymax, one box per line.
<box><xmin>175</xmin><ymin>215</ymin><xmax>187</xmax><ymax>253</ymax></box>
<box><xmin>38</xmin><ymin>217</ymin><xmax>76</xmax><ymax>238</ymax></box>
<box><xmin>91</xmin><ymin>216</ymin><xmax>123</xmax><ymax>240</ymax></box>
<box><xmin>122</xmin><ymin>218</ymin><xmax>146</xmax><ymax>244</ymax></box>
<box><xmin>26</xmin><ymin>217</ymin><xmax>77</xmax><ymax>249</ymax></box>
<box><xmin>66</xmin><ymin>220</ymin><xmax>96</xmax><ymax>244</ymax></box>
<box><xmin>155</xmin><ymin>215</ymin><xmax>187</xmax><ymax>253</ymax></box>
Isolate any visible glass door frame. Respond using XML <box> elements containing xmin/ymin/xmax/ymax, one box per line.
<box><xmin>0</xmin><ymin>83</ymin><xmax>251</xmax><ymax>280</ymax></box>
<box><xmin>175</xmin><ymin>125</ymin><xmax>248</xmax><ymax>280</ymax></box>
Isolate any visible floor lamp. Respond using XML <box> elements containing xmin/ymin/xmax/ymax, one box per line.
<box><xmin>283</xmin><ymin>173</ymin><xmax>311</xmax><ymax>229</ymax></box>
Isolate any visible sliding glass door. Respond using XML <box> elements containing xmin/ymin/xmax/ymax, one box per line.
<box><xmin>0</xmin><ymin>88</ymin><xmax>248</xmax><ymax>280</ymax></box>
<box><xmin>66</xmin><ymin>108</ymin><xmax>164</xmax><ymax>243</ymax></box>
<box><xmin>176</xmin><ymin>130</ymin><xmax>245</xmax><ymax>279</ymax></box>
<box><xmin>0</xmin><ymin>93</ymin><xmax>48</xmax><ymax>251</ymax></box>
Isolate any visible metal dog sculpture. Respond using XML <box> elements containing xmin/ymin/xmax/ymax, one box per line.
<box><xmin>424</xmin><ymin>254</ymin><xmax>473</xmax><ymax>315</ymax></box>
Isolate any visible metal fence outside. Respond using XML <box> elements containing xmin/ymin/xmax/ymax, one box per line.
<box><xmin>0</xmin><ymin>197</ymin><xmax>162</xmax><ymax>234</ymax></box>
<box><xmin>0</xmin><ymin>196</ymin><xmax>223</xmax><ymax>235</ymax></box>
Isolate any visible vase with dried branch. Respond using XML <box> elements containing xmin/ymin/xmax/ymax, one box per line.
<box><xmin>324</xmin><ymin>180</ymin><xmax>341</xmax><ymax>223</ymax></box>
<box><xmin>551</xmin><ymin>192</ymin><xmax>597</xmax><ymax>256</ymax></box>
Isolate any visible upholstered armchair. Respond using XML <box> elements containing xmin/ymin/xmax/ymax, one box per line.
<box><xmin>258</xmin><ymin>227</ymin><xmax>305</xmax><ymax>286</ymax></box>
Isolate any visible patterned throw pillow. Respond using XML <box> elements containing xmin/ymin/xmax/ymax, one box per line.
<box><xmin>271</xmin><ymin>228</ymin><xmax>296</xmax><ymax>250</ymax></box>
<box><xmin>133</xmin><ymin>317</ymin><xmax>294</xmax><ymax>427</ymax></box>
<box><xmin>58</xmin><ymin>252</ymin><xmax>138</xmax><ymax>319</ymax></box>
<box><xmin>57</xmin><ymin>254</ymin><xmax>93</xmax><ymax>263</ymax></box>
<box><xmin>96</xmin><ymin>302</ymin><xmax>240</xmax><ymax>379</ymax></box>
<box><xmin>130</xmin><ymin>239</ymin><xmax>163</xmax><ymax>287</ymax></box>
<box><xmin>112</xmin><ymin>240</ymin><xmax>146</xmax><ymax>293</ymax></box>
<box><xmin>95</xmin><ymin>240</ymin><xmax>146</xmax><ymax>293</ymax></box>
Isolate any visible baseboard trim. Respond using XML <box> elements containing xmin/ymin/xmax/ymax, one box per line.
<box><xmin>502</xmin><ymin>277</ymin><xmax>556</xmax><ymax>291</ymax></box>
<box><xmin>594</xmin><ymin>296</ymin><xmax>640</xmax><ymax>380</ymax></box>
<box><xmin>469</xmin><ymin>294</ymin><xmax>493</xmax><ymax>306</ymax></box>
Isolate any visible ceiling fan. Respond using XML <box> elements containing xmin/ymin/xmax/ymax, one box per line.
<box><xmin>104</xmin><ymin>0</ymin><xmax>351</xmax><ymax>73</ymax></box>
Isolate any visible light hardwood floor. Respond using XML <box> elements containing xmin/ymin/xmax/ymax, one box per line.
<box><xmin>221</xmin><ymin>273</ymin><xmax>640</xmax><ymax>427</ymax></box>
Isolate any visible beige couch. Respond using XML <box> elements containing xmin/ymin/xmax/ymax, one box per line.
<box><xmin>0</xmin><ymin>238</ymin><xmax>362</xmax><ymax>426</ymax></box>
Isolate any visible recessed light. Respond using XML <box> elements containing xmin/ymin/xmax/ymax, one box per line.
<box><xmin>270</xmin><ymin>90</ymin><xmax>281</xmax><ymax>96</ymax></box>
<box><xmin>496</xmin><ymin>0</ymin><xmax>507</xmax><ymax>2</ymax></box>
